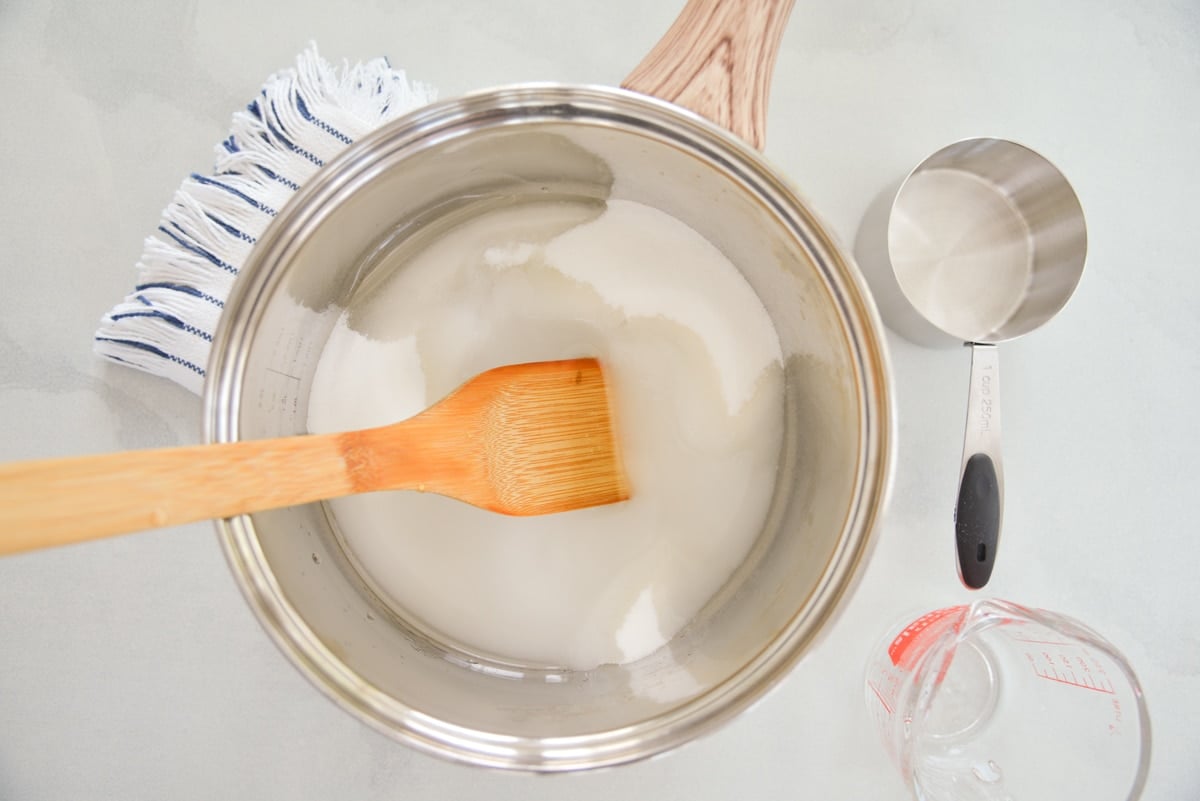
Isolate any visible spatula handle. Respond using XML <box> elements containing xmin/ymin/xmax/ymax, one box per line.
<box><xmin>621</xmin><ymin>0</ymin><xmax>795</xmax><ymax>149</ymax></box>
<box><xmin>0</xmin><ymin>435</ymin><xmax>352</xmax><ymax>556</ymax></box>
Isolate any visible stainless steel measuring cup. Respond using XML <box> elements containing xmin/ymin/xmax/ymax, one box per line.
<box><xmin>858</xmin><ymin>138</ymin><xmax>1086</xmax><ymax>588</ymax></box>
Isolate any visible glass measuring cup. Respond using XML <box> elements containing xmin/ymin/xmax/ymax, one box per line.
<box><xmin>865</xmin><ymin>599</ymin><xmax>1150</xmax><ymax>800</ymax></box>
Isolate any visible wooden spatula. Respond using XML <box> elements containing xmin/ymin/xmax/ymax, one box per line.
<box><xmin>0</xmin><ymin>358</ymin><xmax>629</xmax><ymax>557</ymax></box>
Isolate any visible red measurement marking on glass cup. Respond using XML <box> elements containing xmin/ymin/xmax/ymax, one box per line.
<box><xmin>867</xmin><ymin>680</ymin><xmax>895</xmax><ymax>714</ymax></box>
<box><xmin>1018</xmin><ymin>644</ymin><xmax>1117</xmax><ymax>694</ymax></box>
<box><xmin>887</xmin><ymin>605</ymin><xmax>969</xmax><ymax>670</ymax></box>
<box><xmin>868</xmin><ymin>606</ymin><xmax>971</xmax><ymax>731</ymax></box>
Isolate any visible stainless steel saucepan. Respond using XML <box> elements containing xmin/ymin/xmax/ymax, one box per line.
<box><xmin>205</xmin><ymin>0</ymin><xmax>894</xmax><ymax>770</ymax></box>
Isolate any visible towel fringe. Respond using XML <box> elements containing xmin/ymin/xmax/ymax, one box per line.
<box><xmin>94</xmin><ymin>44</ymin><xmax>436</xmax><ymax>394</ymax></box>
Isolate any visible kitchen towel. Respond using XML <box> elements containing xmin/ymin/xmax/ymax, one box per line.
<box><xmin>94</xmin><ymin>45</ymin><xmax>436</xmax><ymax>394</ymax></box>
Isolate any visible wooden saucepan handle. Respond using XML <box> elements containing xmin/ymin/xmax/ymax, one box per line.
<box><xmin>621</xmin><ymin>0</ymin><xmax>795</xmax><ymax>150</ymax></box>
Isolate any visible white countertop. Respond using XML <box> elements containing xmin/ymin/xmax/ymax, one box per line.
<box><xmin>1</xmin><ymin>0</ymin><xmax>1197</xmax><ymax>798</ymax></box>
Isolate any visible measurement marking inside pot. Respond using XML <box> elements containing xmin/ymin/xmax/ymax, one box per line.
<box><xmin>265</xmin><ymin>367</ymin><xmax>302</xmax><ymax>382</ymax></box>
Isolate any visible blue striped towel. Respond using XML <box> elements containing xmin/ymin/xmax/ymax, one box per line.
<box><xmin>94</xmin><ymin>45</ymin><xmax>436</xmax><ymax>394</ymax></box>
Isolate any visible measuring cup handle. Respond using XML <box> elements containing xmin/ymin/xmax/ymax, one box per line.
<box><xmin>956</xmin><ymin>343</ymin><xmax>1003</xmax><ymax>589</ymax></box>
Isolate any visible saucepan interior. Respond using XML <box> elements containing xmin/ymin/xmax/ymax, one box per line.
<box><xmin>205</xmin><ymin>85</ymin><xmax>892</xmax><ymax>771</ymax></box>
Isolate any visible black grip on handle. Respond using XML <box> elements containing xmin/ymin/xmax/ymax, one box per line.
<box><xmin>956</xmin><ymin>453</ymin><xmax>999</xmax><ymax>589</ymax></box>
